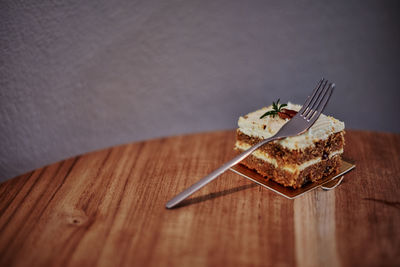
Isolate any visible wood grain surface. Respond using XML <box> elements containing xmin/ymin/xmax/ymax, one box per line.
<box><xmin>0</xmin><ymin>130</ymin><xmax>399</xmax><ymax>267</ymax></box>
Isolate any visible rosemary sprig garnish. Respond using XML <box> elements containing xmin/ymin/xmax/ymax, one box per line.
<box><xmin>260</xmin><ymin>99</ymin><xmax>287</xmax><ymax>119</ymax></box>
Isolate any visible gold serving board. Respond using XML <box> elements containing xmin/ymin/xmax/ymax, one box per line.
<box><xmin>229</xmin><ymin>159</ymin><xmax>355</xmax><ymax>199</ymax></box>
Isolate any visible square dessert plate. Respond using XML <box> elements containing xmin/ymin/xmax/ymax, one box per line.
<box><xmin>229</xmin><ymin>159</ymin><xmax>355</xmax><ymax>199</ymax></box>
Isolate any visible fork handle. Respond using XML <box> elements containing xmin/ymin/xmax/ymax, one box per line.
<box><xmin>166</xmin><ymin>136</ymin><xmax>277</xmax><ymax>208</ymax></box>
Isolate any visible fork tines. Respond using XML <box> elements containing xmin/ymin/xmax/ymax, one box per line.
<box><xmin>299</xmin><ymin>78</ymin><xmax>335</xmax><ymax>122</ymax></box>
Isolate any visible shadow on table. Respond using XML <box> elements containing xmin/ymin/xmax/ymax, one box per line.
<box><xmin>173</xmin><ymin>183</ymin><xmax>258</xmax><ymax>208</ymax></box>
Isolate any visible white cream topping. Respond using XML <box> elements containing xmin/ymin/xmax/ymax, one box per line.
<box><xmin>238</xmin><ymin>103</ymin><xmax>345</xmax><ymax>150</ymax></box>
<box><xmin>235</xmin><ymin>140</ymin><xmax>343</xmax><ymax>174</ymax></box>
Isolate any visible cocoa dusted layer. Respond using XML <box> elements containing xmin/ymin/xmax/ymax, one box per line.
<box><xmin>236</xmin><ymin>130</ymin><xmax>345</xmax><ymax>165</ymax></box>
<box><xmin>235</xmin><ymin>150</ymin><xmax>342</xmax><ymax>188</ymax></box>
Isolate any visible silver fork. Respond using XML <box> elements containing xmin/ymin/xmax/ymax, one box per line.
<box><xmin>166</xmin><ymin>78</ymin><xmax>335</xmax><ymax>209</ymax></box>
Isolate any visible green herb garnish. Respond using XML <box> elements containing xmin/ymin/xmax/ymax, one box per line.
<box><xmin>260</xmin><ymin>99</ymin><xmax>287</xmax><ymax>119</ymax></box>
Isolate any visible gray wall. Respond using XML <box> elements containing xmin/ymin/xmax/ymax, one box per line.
<box><xmin>1</xmin><ymin>0</ymin><xmax>400</xmax><ymax>181</ymax></box>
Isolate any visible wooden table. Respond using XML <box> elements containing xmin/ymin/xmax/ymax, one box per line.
<box><xmin>0</xmin><ymin>130</ymin><xmax>399</xmax><ymax>267</ymax></box>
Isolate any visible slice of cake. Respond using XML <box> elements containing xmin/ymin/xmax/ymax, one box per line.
<box><xmin>234</xmin><ymin>100</ymin><xmax>345</xmax><ymax>189</ymax></box>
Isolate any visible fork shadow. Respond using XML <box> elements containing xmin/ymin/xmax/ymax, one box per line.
<box><xmin>172</xmin><ymin>183</ymin><xmax>258</xmax><ymax>209</ymax></box>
